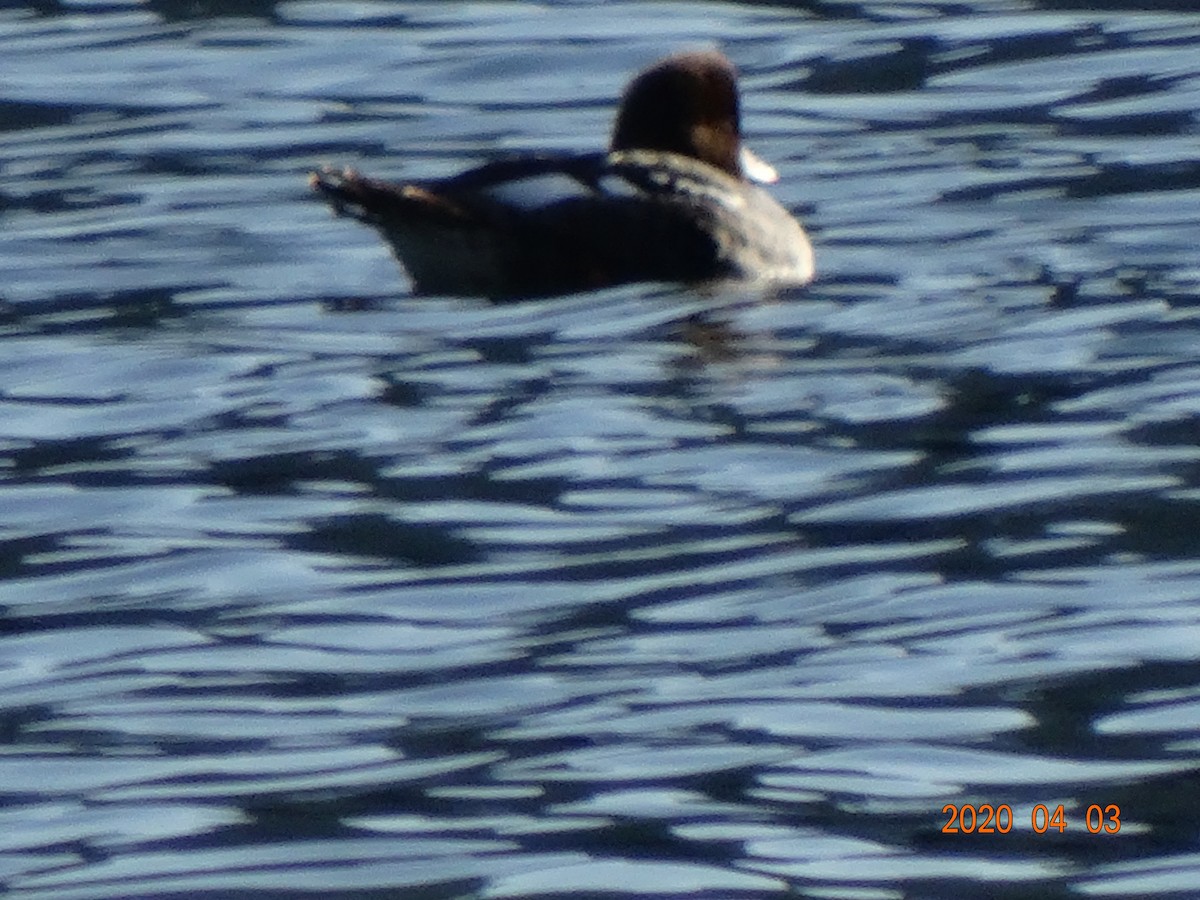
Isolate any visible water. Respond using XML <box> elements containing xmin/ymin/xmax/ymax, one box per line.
<box><xmin>2</xmin><ymin>1</ymin><xmax>1200</xmax><ymax>898</ymax></box>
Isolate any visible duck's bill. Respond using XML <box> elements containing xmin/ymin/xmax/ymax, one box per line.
<box><xmin>740</xmin><ymin>146</ymin><xmax>779</xmax><ymax>184</ymax></box>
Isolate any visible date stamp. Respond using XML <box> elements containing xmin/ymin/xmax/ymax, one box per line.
<box><xmin>941</xmin><ymin>803</ymin><xmax>1121</xmax><ymax>834</ymax></box>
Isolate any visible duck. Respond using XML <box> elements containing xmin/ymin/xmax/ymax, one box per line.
<box><xmin>310</xmin><ymin>49</ymin><xmax>814</xmax><ymax>299</ymax></box>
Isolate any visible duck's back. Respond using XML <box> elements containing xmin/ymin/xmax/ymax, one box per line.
<box><xmin>312</xmin><ymin>150</ymin><xmax>813</xmax><ymax>299</ymax></box>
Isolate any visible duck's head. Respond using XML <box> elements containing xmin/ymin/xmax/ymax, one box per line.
<box><xmin>610</xmin><ymin>49</ymin><xmax>778</xmax><ymax>184</ymax></box>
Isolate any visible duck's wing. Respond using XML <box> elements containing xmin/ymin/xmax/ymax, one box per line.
<box><xmin>310</xmin><ymin>154</ymin><xmax>716</xmax><ymax>297</ymax></box>
<box><xmin>311</xmin><ymin>154</ymin><xmax>609</xmax><ymax>227</ymax></box>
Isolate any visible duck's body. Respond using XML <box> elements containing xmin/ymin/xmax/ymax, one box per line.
<box><xmin>311</xmin><ymin>50</ymin><xmax>814</xmax><ymax>299</ymax></box>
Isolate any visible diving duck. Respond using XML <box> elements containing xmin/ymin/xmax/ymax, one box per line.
<box><xmin>311</xmin><ymin>49</ymin><xmax>814</xmax><ymax>299</ymax></box>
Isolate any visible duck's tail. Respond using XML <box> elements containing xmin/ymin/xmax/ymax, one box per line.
<box><xmin>310</xmin><ymin>166</ymin><xmax>472</xmax><ymax>227</ymax></box>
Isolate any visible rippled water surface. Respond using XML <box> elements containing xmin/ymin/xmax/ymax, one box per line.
<box><xmin>3</xmin><ymin>0</ymin><xmax>1200</xmax><ymax>898</ymax></box>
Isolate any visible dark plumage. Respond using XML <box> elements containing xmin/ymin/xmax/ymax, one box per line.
<box><xmin>311</xmin><ymin>50</ymin><xmax>814</xmax><ymax>299</ymax></box>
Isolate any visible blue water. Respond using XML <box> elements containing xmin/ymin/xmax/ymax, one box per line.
<box><xmin>2</xmin><ymin>1</ymin><xmax>1200</xmax><ymax>898</ymax></box>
